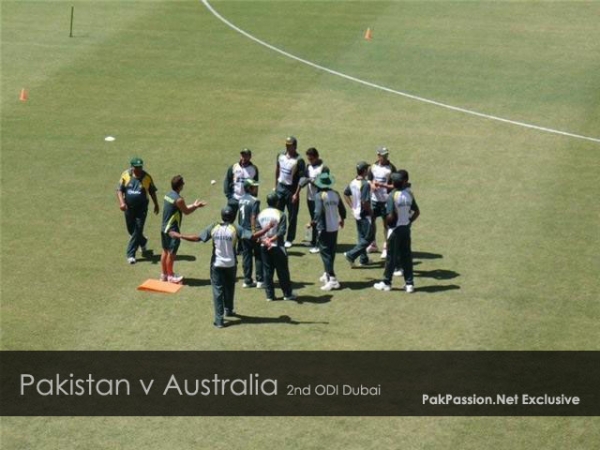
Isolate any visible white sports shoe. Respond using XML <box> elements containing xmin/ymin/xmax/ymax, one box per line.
<box><xmin>373</xmin><ymin>281</ymin><xmax>391</xmax><ymax>292</ymax></box>
<box><xmin>393</xmin><ymin>269</ymin><xmax>404</xmax><ymax>277</ymax></box>
<box><xmin>256</xmin><ymin>282</ymin><xmax>265</xmax><ymax>288</ymax></box>
<box><xmin>319</xmin><ymin>272</ymin><xmax>328</xmax><ymax>283</ymax></box>
<box><xmin>321</xmin><ymin>278</ymin><xmax>341</xmax><ymax>291</ymax></box>
<box><xmin>159</xmin><ymin>273</ymin><xmax>168</xmax><ymax>282</ymax></box>
<box><xmin>266</xmin><ymin>298</ymin><xmax>273</xmax><ymax>302</ymax></box>
<box><xmin>380</xmin><ymin>250</ymin><xmax>387</xmax><ymax>259</ymax></box>
<box><xmin>366</xmin><ymin>243</ymin><xmax>378</xmax><ymax>254</ymax></box>
<box><xmin>284</xmin><ymin>241</ymin><xmax>293</xmax><ymax>248</ymax></box>
<box><xmin>242</xmin><ymin>282</ymin><xmax>256</xmax><ymax>288</ymax></box>
<box><xmin>309</xmin><ymin>247</ymin><xmax>320</xmax><ymax>254</ymax></box>
<box><xmin>284</xmin><ymin>291</ymin><xmax>297</xmax><ymax>301</ymax></box>
<box><xmin>405</xmin><ymin>284</ymin><xmax>415</xmax><ymax>293</ymax></box>
<box><xmin>127</xmin><ymin>257</ymin><xmax>136</xmax><ymax>264</ymax></box>
<box><xmin>168</xmin><ymin>274</ymin><xmax>183</xmax><ymax>284</ymax></box>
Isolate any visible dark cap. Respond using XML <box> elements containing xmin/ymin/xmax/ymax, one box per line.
<box><xmin>266</xmin><ymin>192</ymin><xmax>279</xmax><ymax>207</ymax></box>
<box><xmin>376</xmin><ymin>147</ymin><xmax>389</xmax><ymax>156</ymax></box>
<box><xmin>130</xmin><ymin>157</ymin><xmax>144</xmax><ymax>167</ymax></box>
<box><xmin>356</xmin><ymin>161</ymin><xmax>369</xmax><ymax>172</ymax></box>
<box><xmin>285</xmin><ymin>136</ymin><xmax>297</xmax><ymax>146</ymax></box>
<box><xmin>221</xmin><ymin>207</ymin><xmax>236</xmax><ymax>222</ymax></box>
<box><xmin>240</xmin><ymin>148</ymin><xmax>252</xmax><ymax>156</ymax></box>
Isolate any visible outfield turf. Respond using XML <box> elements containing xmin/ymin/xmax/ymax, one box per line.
<box><xmin>2</xmin><ymin>0</ymin><xmax>599</xmax><ymax>448</ymax></box>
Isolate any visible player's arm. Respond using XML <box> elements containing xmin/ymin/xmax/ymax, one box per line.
<box><xmin>223</xmin><ymin>165</ymin><xmax>234</xmax><ymax>198</ymax></box>
<box><xmin>409</xmin><ymin>198</ymin><xmax>420</xmax><ymax>223</ymax></box>
<box><xmin>385</xmin><ymin>193</ymin><xmax>397</xmax><ymax>226</ymax></box>
<box><xmin>274</xmin><ymin>156</ymin><xmax>280</xmax><ymax>190</ymax></box>
<box><xmin>176</xmin><ymin>197</ymin><xmax>206</xmax><ymax>215</ymax></box>
<box><xmin>148</xmin><ymin>176</ymin><xmax>159</xmax><ymax>214</ymax></box>
<box><xmin>313</xmin><ymin>194</ymin><xmax>323</xmax><ymax>227</ymax></box>
<box><xmin>337</xmin><ymin>193</ymin><xmax>347</xmax><ymax>228</ymax></box>
<box><xmin>168</xmin><ymin>230</ymin><xmax>200</xmax><ymax>242</ymax></box>
<box><xmin>361</xmin><ymin>183</ymin><xmax>373</xmax><ymax>216</ymax></box>
<box><xmin>343</xmin><ymin>185</ymin><xmax>353</xmax><ymax>209</ymax></box>
<box><xmin>116</xmin><ymin>175</ymin><xmax>127</xmax><ymax>211</ymax></box>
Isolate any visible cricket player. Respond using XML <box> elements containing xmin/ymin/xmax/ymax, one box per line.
<box><xmin>116</xmin><ymin>157</ymin><xmax>159</xmax><ymax>264</ymax></box>
<box><xmin>274</xmin><ymin>136</ymin><xmax>306</xmax><ymax>248</ymax></box>
<box><xmin>292</xmin><ymin>147</ymin><xmax>329</xmax><ymax>254</ymax></box>
<box><xmin>374</xmin><ymin>170</ymin><xmax>420</xmax><ymax>293</ymax></box>
<box><xmin>257</xmin><ymin>193</ymin><xmax>297</xmax><ymax>301</ymax></box>
<box><xmin>223</xmin><ymin>148</ymin><xmax>259</xmax><ymax>217</ymax></box>
<box><xmin>367</xmin><ymin>147</ymin><xmax>397</xmax><ymax>259</ymax></box>
<box><xmin>170</xmin><ymin>207</ymin><xmax>275</xmax><ymax>328</ymax></box>
<box><xmin>238</xmin><ymin>179</ymin><xmax>264</xmax><ymax>288</ymax></box>
<box><xmin>161</xmin><ymin>175</ymin><xmax>206</xmax><ymax>283</ymax></box>
<box><xmin>313</xmin><ymin>172</ymin><xmax>346</xmax><ymax>291</ymax></box>
<box><xmin>343</xmin><ymin>161</ymin><xmax>374</xmax><ymax>267</ymax></box>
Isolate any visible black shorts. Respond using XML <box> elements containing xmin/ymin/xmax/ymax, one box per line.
<box><xmin>371</xmin><ymin>201</ymin><xmax>387</xmax><ymax>219</ymax></box>
<box><xmin>161</xmin><ymin>231</ymin><xmax>181</xmax><ymax>254</ymax></box>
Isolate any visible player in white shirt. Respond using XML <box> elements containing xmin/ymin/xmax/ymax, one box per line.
<box><xmin>274</xmin><ymin>136</ymin><xmax>306</xmax><ymax>248</ymax></box>
<box><xmin>293</xmin><ymin>147</ymin><xmax>329</xmax><ymax>254</ymax></box>
<box><xmin>367</xmin><ymin>147</ymin><xmax>397</xmax><ymax>259</ymax></box>
<box><xmin>223</xmin><ymin>148</ymin><xmax>259</xmax><ymax>217</ymax></box>
<box><xmin>374</xmin><ymin>170</ymin><xmax>420</xmax><ymax>293</ymax></box>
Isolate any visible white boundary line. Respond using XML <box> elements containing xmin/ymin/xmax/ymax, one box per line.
<box><xmin>202</xmin><ymin>0</ymin><xmax>600</xmax><ymax>144</ymax></box>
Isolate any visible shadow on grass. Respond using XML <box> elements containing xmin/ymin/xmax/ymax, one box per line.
<box><xmin>183</xmin><ymin>278</ymin><xmax>211</xmax><ymax>287</ymax></box>
<box><xmin>413</xmin><ymin>251</ymin><xmax>443</xmax><ymax>260</ymax></box>
<box><xmin>416</xmin><ymin>284</ymin><xmax>461</xmax><ymax>293</ymax></box>
<box><xmin>414</xmin><ymin>269</ymin><xmax>460</xmax><ymax>280</ymax></box>
<box><xmin>295</xmin><ymin>294</ymin><xmax>332</xmax><ymax>304</ymax></box>
<box><xmin>226</xmin><ymin>314</ymin><xmax>329</xmax><ymax>326</ymax></box>
<box><xmin>286</xmin><ymin>250</ymin><xmax>306</xmax><ymax>257</ymax></box>
<box><xmin>342</xmin><ymin>280</ymin><xmax>378</xmax><ymax>290</ymax></box>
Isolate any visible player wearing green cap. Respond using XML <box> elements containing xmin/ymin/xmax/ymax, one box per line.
<box><xmin>343</xmin><ymin>161</ymin><xmax>374</xmax><ymax>267</ymax></box>
<box><xmin>313</xmin><ymin>172</ymin><xmax>346</xmax><ymax>291</ymax></box>
<box><xmin>238</xmin><ymin>179</ymin><xmax>264</xmax><ymax>288</ymax></box>
<box><xmin>170</xmin><ymin>207</ymin><xmax>275</xmax><ymax>328</ymax></box>
<box><xmin>116</xmin><ymin>157</ymin><xmax>159</xmax><ymax>264</ymax></box>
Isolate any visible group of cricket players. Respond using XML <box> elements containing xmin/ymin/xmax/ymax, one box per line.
<box><xmin>117</xmin><ymin>137</ymin><xmax>420</xmax><ymax>328</ymax></box>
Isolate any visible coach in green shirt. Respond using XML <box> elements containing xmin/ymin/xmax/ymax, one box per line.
<box><xmin>116</xmin><ymin>157</ymin><xmax>159</xmax><ymax>264</ymax></box>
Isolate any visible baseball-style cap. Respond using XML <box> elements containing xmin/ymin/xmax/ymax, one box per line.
<box><xmin>356</xmin><ymin>161</ymin><xmax>370</xmax><ymax>172</ymax></box>
<box><xmin>376</xmin><ymin>147</ymin><xmax>389</xmax><ymax>156</ymax></box>
<box><xmin>390</xmin><ymin>172</ymin><xmax>403</xmax><ymax>183</ymax></box>
<box><xmin>240</xmin><ymin>148</ymin><xmax>252</xmax><ymax>156</ymax></box>
<box><xmin>285</xmin><ymin>136</ymin><xmax>297</xmax><ymax>146</ymax></box>
<box><xmin>244</xmin><ymin>179</ymin><xmax>260</xmax><ymax>188</ymax></box>
<box><xmin>130</xmin><ymin>157</ymin><xmax>144</xmax><ymax>167</ymax></box>
<box><xmin>266</xmin><ymin>192</ymin><xmax>279</xmax><ymax>207</ymax></box>
<box><xmin>314</xmin><ymin>172</ymin><xmax>335</xmax><ymax>190</ymax></box>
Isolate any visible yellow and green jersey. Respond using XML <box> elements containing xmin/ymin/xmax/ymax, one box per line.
<box><xmin>199</xmin><ymin>223</ymin><xmax>252</xmax><ymax>268</ymax></box>
<box><xmin>118</xmin><ymin>169</ymin><xmax>157</xmax><ymax>210</ymax></box>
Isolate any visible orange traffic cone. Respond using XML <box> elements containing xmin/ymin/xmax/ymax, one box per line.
<box><xmin>364</xmin><ymin>28</ymin><xmax>373</xmax><ymax>41</ymax></box>
<box><xmin>19</xmin><ymin>88</ymin><xmax>28</xmax><ymax>102</ymax></box>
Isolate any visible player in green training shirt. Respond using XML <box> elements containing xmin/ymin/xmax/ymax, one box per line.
<box><xmin>238</xmin><ymin>179</ymin><xmax>264</xmax><ymax>288</ymax></box>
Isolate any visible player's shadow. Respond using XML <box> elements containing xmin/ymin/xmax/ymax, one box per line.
<box><xmin>226</xmin><ymin>314</ymin><xmax>329</xmax><ymax>327</ymax></box>
<box><xmin>342</xmin><ymin>280</ymin><xmax>378</xmax><ymax>290</ymax></box>
<box><xmin>414</xmin><ymin>269</ymin><xmax>460</xmax><ymax>280</ymax></box>
<box><xmin>183</xmin><ymin>278</ymin><xmax>211</xmax><ymax>287</ymax></box>
<box><xmin>286</xmin><ymin>250</ymin><xmax>306</xmax><ymax>257</ymax></box>
<box><xmin>294</xmin><ymin>294</ymin><xmax>332</xmax><ymax>304</ymax></box>
<box><xmin>416</xmin><ymin>285</ymin><xmax>461</xmax><ymax>293</ymax></box>
<box><xmin>147</xmin><ymin>254</ymin><xmax>196</xmax><ymax>265</ymax></box>
<box><xmin>413</xmin><ymin>251</ymin><xmax>443</xmax><ymax>260</ymax></box>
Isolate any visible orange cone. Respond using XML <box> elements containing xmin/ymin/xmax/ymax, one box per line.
<box><xmin>19</xmin><ymin>88</ymin><xmax>28</xmax><ymax>102</ymax></box>
<box><xmin>364</xmin><ymin>28</ymin><xmax>373</xmax><ymax>41</ymax></box>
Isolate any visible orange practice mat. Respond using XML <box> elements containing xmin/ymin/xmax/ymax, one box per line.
<box><xmin>137</xmin><ymin>279</ymin><xmax>183</xmax><ymax>294</ymax></box>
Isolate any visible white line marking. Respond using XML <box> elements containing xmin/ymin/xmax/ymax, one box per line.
<box><xmin>202</xmin><ymin>0</ymin><xmax>600</xmax><ymax>144</ymax></box>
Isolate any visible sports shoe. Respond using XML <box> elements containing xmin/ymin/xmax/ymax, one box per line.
<box><xmin>373</xmin><ymin>281</ymin><xmax>391</xmax><ymax>291</ymax></box>
<box><xmin>321</xmin><ymin>278</ymin><xmax>341</xmax><ymax>291</ymax></box>
<box><xmin>393</xmin><ymin>269</ymin><xmax>404</xmax><ymax>277</ymax></box>
<box><xmin>380</xmin><ymin>250</ymin><xmax>387</xmax><ymax>259</ymax></box>
<box><xmin>283</xmin><ymin>291</ymin><xmax>297</xmax><ymax>301</ymax></box>
<box><xmin>319</xmin><ymin>272</ymin><xmax>328</xmax><ymax>283</ymax></box>
<box><xmin>168</xmin><ymin>274</ymin><xmax>183</xmax><ymax>284</ymax></box>
<box><xmin>405</xmin><ymin>284</ymin><xmax>415</xmax><ymax>293</ymax></box>
<box><xmin>159</xmin><ymin>273</ymin><xmax>168</xmax><ymax>282</ymax></box>
<box><xmin>224</xmin><ymin>309</ymin><xmax>236</xmax><ymax>317</ymax></box>
<box><xmin>366</xmin><ymin>242</ymin><xmax>378</xmax><ymax>254</ymax></box>
<box><xmin>358</xmin><ymin>258</ymin><xmax>370</xmax><ymax>267</ymax></box>
<box><xmin>284</xmin><ymin>241</ymin><xmax>293</xmax><ymax>248</ymax></box>
<box><xmin>256</xmin><ymin>282</ymin><xmax>265</xmax><ymax>288</ymax></box>
<box><xmin>127</xmin><ymin>257</ymin><xmax>136</xmax><ymax>264</ymax></box>
<box><xmin>266</xmin><ymin>298</ymin><xmax>274</xmax><ymax>302</ymax></box>
<box><xmin>242</xmin><ymin>282</ymin><xmax>256</xmax><ymax>288</ymax></box>
<box><xmin>213</xmin><ymin>322</ymin><xmax>225</xmax><ymax>329</ymax></box>
<box><xmin>309</xmin><ymin>247</ymin><xmax>320</xmax><ymax>254</ymax></box>
<box><xmin>344</xmin><ymin>252</ymin><xmax>356</xmax><ymax>268</ymax></box>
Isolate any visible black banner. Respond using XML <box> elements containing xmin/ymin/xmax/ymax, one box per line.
<box><xmin>1</xmin><ymin>352</ymin><xmax>598</xmax><ymax>416</ymax></box>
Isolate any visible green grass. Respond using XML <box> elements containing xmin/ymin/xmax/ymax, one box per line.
<box><xmin>2</xmin><ymin>0</ymin><xmax>600</xmax><ymax>448</ymax></box>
